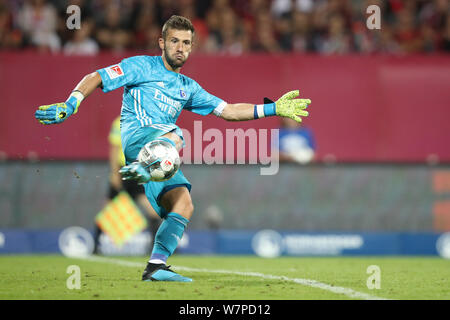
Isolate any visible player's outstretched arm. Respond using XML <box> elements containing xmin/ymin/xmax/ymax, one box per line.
<box><xmin>220</xmin><ymin>90</ymin><xmax>311</xmax><ymax>123</ymax></box>
<box><xmin>35</xmin><ymin>72</ymin><xmax>102</xmax><ymax>125</ymax></box>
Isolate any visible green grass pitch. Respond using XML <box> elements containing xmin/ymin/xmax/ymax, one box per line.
<box><xmin>0</xmin><ymin>255</ymin><xmax>449</xmax><ymax>300</ymax></box>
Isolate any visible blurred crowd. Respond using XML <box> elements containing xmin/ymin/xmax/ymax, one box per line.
<box><xmin>0</xmin><ymin>0</ymin><xmax>449</xmax><ymax>55</ymax></box>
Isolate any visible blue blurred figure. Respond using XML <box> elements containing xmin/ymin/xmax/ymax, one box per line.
<box><xmin>276</xmin><ymin>117</ymin><xmax>316</xmax><ymax>164</ymax></box>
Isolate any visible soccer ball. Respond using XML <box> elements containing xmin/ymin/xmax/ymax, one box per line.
<box><xmin>137</xmin><ymin>139</ymin><xmax>181</xmax><ymax>182</ymax></box>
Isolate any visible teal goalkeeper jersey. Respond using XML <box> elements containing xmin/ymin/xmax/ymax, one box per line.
<box><xmin>97</xmin><ymin>55</ymin><xmax>226</xmax><ymax>145</ymax></box>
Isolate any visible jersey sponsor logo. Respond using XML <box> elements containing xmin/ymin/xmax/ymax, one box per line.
<box><xmin>105</xmin><ymin>64</ymin><xmax>124</xmax><ymax>79</ymax></box>
<box><xmin>154</xmin><ymin>88</ymin><xmax>183</xmax><ymax>118</ymax></box>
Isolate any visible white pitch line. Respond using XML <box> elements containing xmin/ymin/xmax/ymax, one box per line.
<box><xmin>77</xmin><ymin>255</ymin><xmax>390</xmax><ymax>300</ymax></box>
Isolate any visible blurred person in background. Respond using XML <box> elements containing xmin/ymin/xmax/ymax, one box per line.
<box><xmin>142</xmin><ymin>23</ymin><xmax>163</xmax><ymax>53</ymax></box>
<box><xmin>270</xmin><ymin>0</ymin><xmax>296</xmax><ymax>52</ymax></box>
<box><xmin>16</xmin><ymin>0</ymin><xmax>61</xmax><ymax>52</ymax></box>
<box><xmin>93</xmin><ymin>115</ymin><xmax>161</xmax><ymax>255</ymax></box>
<box><xmin>420</xmin><ymin>0</ymin><xmax>449</xmax><ymax>32</ymax></box>
<box><xmin>214</xmin><ymin>6</ymin><xmax>249</xmax><ymax>55</ymax></box>
<box><xmin>418</xmin><ymin>0</ymin><xmax>449</xmax><ymax>51</ymax></box>
<box><xmin>95</xmin><ymin>2</ymin><xmax>132</xmax><ymax>51</ymax></box>
<box><xmin>351</xmin><ymin>0</ymin><xmax>384</xmax><ymax>54</ymax></box>
<box><xmin>0</xmin><ymin>0</ymin><xmax>23</xmax><ymax>48</ymax></box>
<box><xmin>237</xmin><ymin>0</ymin><xmax>270</xmax><ymax>22</ymax></box>
<box><xmin>178</xmin><ymin>0</ymin><xmax>209</xmax><ymax>53</ymax></box>
<box><xmin>291</xmin><ymin>9</ymin><xmax>313</xmax><ymax>52</ymax></box>
<box><xmin>319</xmin><ymin>13</ymin><xmax>352</xmax><ymax>54</ymax></box>
<box><xmin>202</xmin><ymin>0</ymin><xmax>230</xmax><ymax>53</ymax></box>
<box><xmin>156</xmin><ymin>0</ymin><xmax>179</xmax><ymax>25</ymax></box>
<box><xmin>274</xmin><ymin>12</ymin><xmax>293</xmax><ymax>51</ymax></box>
<box><xmin>252</xmin><ymin>8</ymin><xmax>281</xmax><ymax>52</ymax></box>
<box><xmin>352</xmin><ymin>21</ymin><xmax>377</xmax><ymax>53</ymax></box>
<box><xmin>275</xmin><ymin>117</ymin><xmax>316</xmax><ymax>164</ymax></box>
<box><xmin>420</xmin><ymin>22</ymin><xmax>440</xmax><ymax>52</ymax></box>
<box><xmin>233</xmin><ymin>0</ymin><xmax>269</xmax><ymax>47</ymax></box>
<box><xmin>309</xmin><ymin>1</ymin><xmax>329</xmax><ymax>52</ymax></box>
<box><xmin>394</xmin><ymin>2</ymin><xmax>423</xmax><ymax>53</ymax></box>
<box><xmin>132</xmin><ymin>0</ymin><xmax>160</xmax><ymax>51</ymax></box>
<box><xmin>394</xmin><ymin>8</ymin><xmax>423</xmax><ymax>53</ymax></box>
<box><xmin>378</xmin><ymin>24</ymin><xmax>402</xmax><ymax>53</ymax></box>
<box><xmin>63</xmin><ymin>19</ymin><xmax>99</xmax><ymax>55</ymax></box>
<box><xmin>57</xmin><ymin>0</ymin><xmax>94</xmax><ymax>42</ymax></box>
<box><xmin>443</xmin><ymin>13</ymin><xmax>450</xmax><ymax>51</ymax></box>
<box><xmin>357</xmin><ymin>0</ymin><xmax>401</xmax><ymax>54</ymax></box>
<box><xmin>327</xmin><ymin>0</ymin><xmax>353</xmax><ymax>23</ymax></box>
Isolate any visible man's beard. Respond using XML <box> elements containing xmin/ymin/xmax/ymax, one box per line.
<box><xmin>163</xmin><ymin>48</ymin><xmax>186</xmax><ymax>70</ymax></box>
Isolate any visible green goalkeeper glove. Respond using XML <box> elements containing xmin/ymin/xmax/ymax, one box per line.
<box><xmin>255</xmin><ymin>90</ymin><xmax>311</xmax><ymax>123</ymax></box>
<box><xmin>35</xmin><ymin>91</ymin><xmax>84</xmax><ymax>125</ymax></box>
<box><xmin>275</xmin><ymin>90</ymin><xmax>311</xmax><ymax>122</ymax></box>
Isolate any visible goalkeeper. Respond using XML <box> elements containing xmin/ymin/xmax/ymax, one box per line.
<box><xmin>35</xmin><ymin>15</ymin><xmax>311</xmax><ymax>282</ymax></box>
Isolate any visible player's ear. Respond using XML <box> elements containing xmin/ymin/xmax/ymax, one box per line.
<box><xmin>158</xmin><ymin>37</ymin><xmax>164</xmax><ymax>50</ymax></box>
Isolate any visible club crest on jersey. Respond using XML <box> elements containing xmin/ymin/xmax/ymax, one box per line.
<box><xmin>180</xmin><ymin>89</ymin><xmax>186</xmax><ymax>98</ymax></box>
<box><xmin>105</xmin><ymin>65</ymin><xmax>124</xmax><ymax>79</ymax></box>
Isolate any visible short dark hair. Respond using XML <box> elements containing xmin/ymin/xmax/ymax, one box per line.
<box><xmin>162</xmin><ymin>15</ymin><xmax>195</xmax><ymax>40</ymax></box>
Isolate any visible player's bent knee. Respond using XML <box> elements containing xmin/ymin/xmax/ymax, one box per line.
<box><xmin>161</xmin><ymin>187</ymin><xmax>194</xmax><ymax>220</ymax></box>
<box><xmin>172</xmin><ymin>199</ymin><xmax>194</xmax><ymax>220</ymax></box>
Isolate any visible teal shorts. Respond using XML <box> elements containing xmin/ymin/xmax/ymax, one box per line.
<box><xmin>123</xmin><ymin>124</ymin><xmax>191</xmax><ymax>218</ymax></box>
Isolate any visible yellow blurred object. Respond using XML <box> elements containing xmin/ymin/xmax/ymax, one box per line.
<box><xmin>108</xmin><ymin>116</ymin><xmax>126</xmax><ymax>166</ymax></box>
<box><xmin>95</xmin><ymin>191</ymin><xmax>147</xmax><ymax>247</ymax></box>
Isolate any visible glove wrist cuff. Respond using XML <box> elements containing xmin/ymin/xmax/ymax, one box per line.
<box><xmin>66</xmin><ymin>90</ymin><xmax>84</xmax><ymax>114</ymax></box>
<box><xmin>253</xmin><ymin>103</ymin><xmax>276</xmax><ymax>119</ymax></box>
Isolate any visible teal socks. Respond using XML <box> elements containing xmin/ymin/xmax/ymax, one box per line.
<box><xmin>149</xmin><ymin>212</ymin><xmax>189</xmax><ymax>264</ymax></box>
